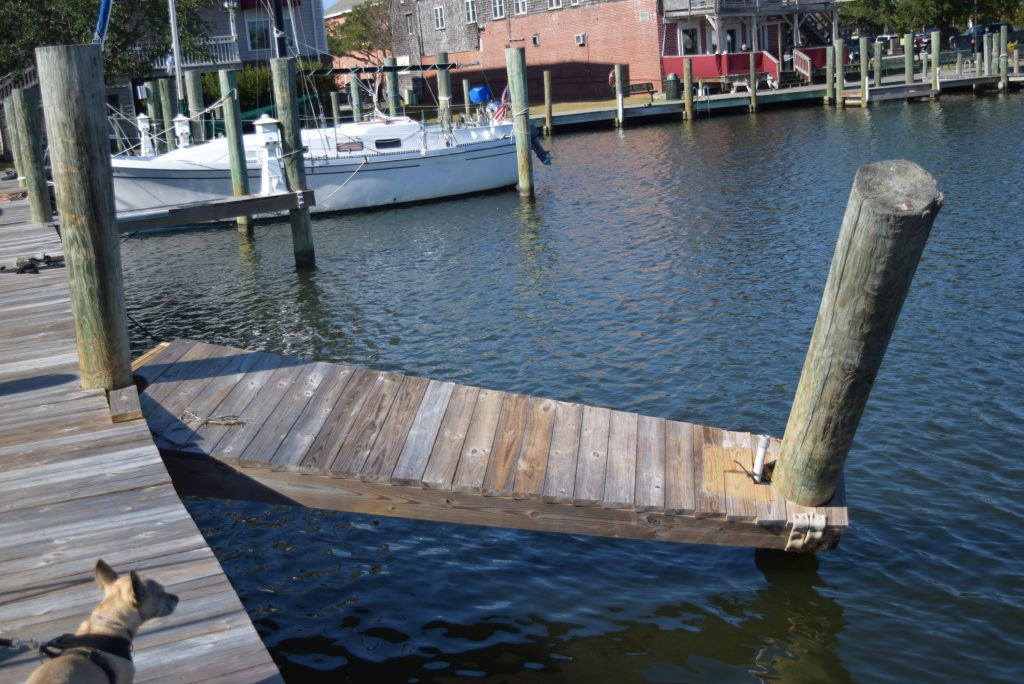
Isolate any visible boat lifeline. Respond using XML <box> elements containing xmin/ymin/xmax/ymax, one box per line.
<box><xmin>110</xmin><ymin>114</ymin><xmax>519</xmax><ymax>214</ymax></box>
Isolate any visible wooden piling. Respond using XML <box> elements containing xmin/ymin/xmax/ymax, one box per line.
<box><xmin>748</xmin><ymin>52</ymin><xmax>757</xmax><ymax>112</ymax></box>
<box><xmin>983</xmin><ymin>35</ymin><xmax>991</xmax><ymax>76</ymax></box>
<box><xmin>904</xmin><ymin>34</ymin><xmax>914</xmax><ymax>84</ymax></box>
<box><xmin>825</xmin><ymin>47</ymin><xmax>834</xmax><ymax>105</ymax></box>
<box><xmin>613</xmin><ymin>64</ymin><xmax>625</xmax><ymax>126</ymax></box>
<box><xmin>999</xmin><ymin>25</ymin><xmax>1008</xmax><ymax>91</ymax></box>
<box><xmin>270</xmin><ymin>58</ymin><xmax>315</xmax><ymax>268</ymax></box>
<box><xmin>462</xmin><ymin>77</ymin><xmax>471</xmax><ymax>117</ymax></box>
<box><xmin>683</xmin><ymin>59</ymin><xmax>694</xmax><ymax>119</ymax></box>
<box><xmin>144</xmin><ymin>80</ymin><xmax>161</xmax><ymax>152</ymax></box>
<box><xmin>35</xmin><ymin>44</ymin><xmax>132</xmax><ymax>391</ymax></box>
<box><xmin>774</xmin><ymin>160</ymin><xmax>943</xmax><ymax>507</ymax></box>
<box><xmin>384</xmin><ymin>57</ymin><xmax>400</xmax><ymax>117</ymax></box>
<box><xmin>158</xmin><ymin>78</ymin><xmax>177</xmax><ymax>151</ymax></box>
<box><xmin>330</xmin><ymin>91</ymin><xmax>342</xmax><ymax>128</ymax></box>
<box><xmin>349</xmin><ymin>76</ymin><xmax>362</xmax><ymax>122</ymax></box>
<box><xmin>436</xmin><ymin>52</ymin><xmax>451</xmax><ymax>127</ymax></box>
<box><xmin>1015</xmin><ymin>48</ymin><xmax>1020</xmax><ymax>76</ymax></box>
<box><xmin>218</xmin><ymin>69</ymin><xmax>251</xmax><ymax>236</ymax></box>
<box><xmin>874</xmin><ymin>42</ymin><xmax>882</xmax><ymax>88</ymax></box>
<box><xmin>6</xmin><ymin>104</ymin><xmax>24</xmax><ymax>185</ymax></box>
<box><xmin>931</xmin><ymin>30</ymin><xmax>941</xmax><ymax>92</ymax></box>
<box><xmin>834</xmin><ymin>39</ymin><xmax>845</xmax><ymax>107</ymax></box>
<box><xmin>184</xmin><ymin>69</ymin><xmax>205</xmax><ymax>143</ymax></box>
<box><xmin>543</xmin><ymin>70</ymin><xmax>553</xmax><ymax>135</ymax></box>
<box><xmin>956</xmin><ymin>52</ymin><xmax>963</xmax><ymax>75</ymax></box>
<box><xmin>859</xmin><ymin>36</ymin><xmax>869</xmax><ymax>107</ymax></box>
<box><xmin>8</xmin><ymin>87</ymin><xmax>50</xmax><ymax>223</ymax></box>
<box><xmin>504</xmin><ymin>47</ymin><xmax>533</xmax><ymax>198</ymax></box>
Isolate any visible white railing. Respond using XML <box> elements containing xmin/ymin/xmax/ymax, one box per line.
<box><xmin>793</xmin><ymin>48</ymin><xmax>813</xmax><ymax>80</ymax></box>
<box><xmin>153</xmin><ymin>36</ymin><xmax>241</xmax><ymax>72</ymax></box>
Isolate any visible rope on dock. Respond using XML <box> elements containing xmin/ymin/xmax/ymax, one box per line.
<box><xmin>179</xmin><ymin>409</ymin><xmax>246</xmax><ymax>427</ymax></box>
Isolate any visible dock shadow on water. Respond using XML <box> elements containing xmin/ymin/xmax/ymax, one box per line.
<box><xmin>187</xmin><ymin>500</ymin><xmax>849</xmax><ymax>683</ymax></box>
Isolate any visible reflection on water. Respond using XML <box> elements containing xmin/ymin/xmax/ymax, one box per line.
<box><xmin>123</xmin><ymin>94</ymin><xmax>1023</xmax><ymax>682</ymax></box>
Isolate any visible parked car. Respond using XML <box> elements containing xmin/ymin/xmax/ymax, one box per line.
<box><xmin>914</xmin><ymin>28</ymin><xmax>940</xmax><ymax>50</ymax></box>
<box><xmin>949</xmin><ymin>23</ymin><xmax>1024</xmax><ymax>51</ymax></box>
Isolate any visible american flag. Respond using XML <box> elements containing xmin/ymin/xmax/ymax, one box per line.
<box><xmin>493</xmin><ymin>85</ymin><xmax>510</xmax><ymax>124</ymax></box>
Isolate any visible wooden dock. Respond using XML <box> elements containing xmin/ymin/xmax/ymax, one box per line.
<box><xmin>0</xmin><ymin>191</ymin><xmax>282</xmax><ymax>683</ymax></box>
<box><xmin>133</xmin><ymin>338</ymin><xmax>847</xmax><ymax>552</ymax></box>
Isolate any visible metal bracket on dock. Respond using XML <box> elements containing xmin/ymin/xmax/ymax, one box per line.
<box><xmin>785</xmin><ymin>512</ymin><xmax>828</xmax><ymax>552</ymax></box>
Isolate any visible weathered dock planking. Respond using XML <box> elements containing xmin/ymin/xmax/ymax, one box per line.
<box><xmin>133</xmin><ymin>338</ymin><xmax>848</xmax><ymax>551</ymax></box>
<box><xmin>0</xmin><ymin>195</ymin><xmax>282</xmax><ymax>683</ymax></box>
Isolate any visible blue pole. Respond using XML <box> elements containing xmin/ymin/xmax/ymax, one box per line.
<box><xmin>92</xmin><ymin>0</ymin><xmax>113</xmax><ymax>45</ymax></box>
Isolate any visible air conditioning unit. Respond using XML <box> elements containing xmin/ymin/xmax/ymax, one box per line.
<box><xmin>575</xmin><ymin>32</ymin><xmax>587</xmax><ymax>46</ymax></box>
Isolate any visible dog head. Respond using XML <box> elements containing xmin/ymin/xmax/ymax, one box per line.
<box><xmin>91</xmin><ymin>560</ymin><xmax>178</xmax><ymax>637</ymax></box>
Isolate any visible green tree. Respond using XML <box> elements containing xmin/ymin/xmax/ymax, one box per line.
<box><xmin>0</xmin><ymin>0</ymin><xmax>219</xmax><ymax>80</ymax></box>
<box><xmin>327</xmin><ymin>0</ymin><xmax>393</xmax><ymax>65</ymax></box>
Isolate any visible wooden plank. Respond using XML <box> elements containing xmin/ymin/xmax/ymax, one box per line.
<box><xmin>451</xmin><ymin>389</ymin><xmax>504</xmax><ymax>493</ymax></box>
<box><xmin>391</xmin><ymin>380</ymin><xmax>455</xmax><ymax>486</ymax></box>
<box><xmin>169</xmin><ymin>351</ymin><xmax>286</xmax><ymax>455</ymax></box>
<box><xmin>328</xmin><ymin>372</ymin><xmax>403</xmax><ymax>478</ymax></box>
<box><xmin>209</xmin><ymin>360</ymin><xmax>309</xmax><ymax>465</ymax></box>
<box><xmin>634</xmin><ymin>415</ymin><xmax>665</xmax><ymax>512</ymax></box>
<box><xmin>722</xmin><ymin>431</ymin><xmax>758</xmax><ymax>522</ymax></box>
<box><xmin>481</xmin><ymin>393</ymin><xmax>530</xmax><ymax>496</ymax></box>
<box><xmin>360</xmin><ymin>374</ymin><xmax>430</xmax><ymax>482</ymax></box>
<box><xmin>116</xmin><ymin>190</ymin><xmax>315</xmax><ymax>232</ymax></box>
<box><xmin>242</xmin><ymin>361</ymin><xmax>338</xmax><ymax>466</ymax></box>
<box><xmin>542</xmin><ymin>401</ymin><xmax>582</xmax><ymax>503</ymax></box>
<box><xmin>108</xmin><ymin>385</ymin><xmax>144</xmax><ymax>423</ymax></box>
<box><xmin>297</xmin><ymin>367</ymin><xmax>378</xmax><ymax>474</ymax></box>
<box><xmin>266</xmin><ymin>363</ymin><xmax>354</xmax><ymax>471</ymax></box>
<box><xmin>604</xmin><ymin>410</ymin><xmax>638</xmax><ymax>509</ymax></box>
<box><xmin>511</xmin><ymin>397</ymin><xmax>557</xmax><ymax>499</ymax></box>
<box><xmin>761</xmin><ymin>437</ymin><xmax>788</xmax><ymax>525</ymax></box>
<box><xmin>131</xmin><ymin>338</ymin><xmax>198</xmax><ymax>387</ymax></box>
<box><xmin>694</xmin><ymin>426</ymin><xmax>726</xmax><ymax>518</ymax></box>
<box><xmin>420</xmin><ymin>384</ymin><xmax>479</xmax><ymax>489</ymax></box>
<box><xmin>573</xmin><ymin>405</ymin><xmax>611</xmax><ymax>506</ymax></box>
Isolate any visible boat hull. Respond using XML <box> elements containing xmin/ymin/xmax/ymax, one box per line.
<box><xmin>111</xmin><ymin>134</ymin><xmax>518</xmax><ymax>215</ymax></box>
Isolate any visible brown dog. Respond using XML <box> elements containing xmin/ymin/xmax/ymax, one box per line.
<box><xmin>26</xmin><ymin>559</ymin><xmax>178</xmax><ymax>684</ymax></box>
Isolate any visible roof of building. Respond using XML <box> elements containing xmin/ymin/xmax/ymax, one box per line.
<box><xmin>325</xmin><ymin>0</ymin><xmax>361</xmax><ymax>17</ymax></box>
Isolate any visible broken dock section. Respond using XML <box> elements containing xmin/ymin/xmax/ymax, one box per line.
<box><xmin>133</xmin><ymin>338</ymin><xmax>847</xmax><ymax>552</ymax></box>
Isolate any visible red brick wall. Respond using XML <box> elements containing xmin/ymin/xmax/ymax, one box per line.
<box><xmin>418</xmin><ymin>0</ymin><xmax>664</xmax><ymax>103</ymax></box>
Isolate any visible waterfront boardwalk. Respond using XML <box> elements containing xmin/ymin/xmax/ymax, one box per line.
<box><xmin>133</xmin><ymin>338</ymin><xmax>847</xmax><ymax>551</ymax></box>
<box><xmin>0</xmin><ymin>192</ymin><xmax>282</xmax><ymax>683</ymax></box>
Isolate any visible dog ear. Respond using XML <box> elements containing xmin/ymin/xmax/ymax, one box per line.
<box><xmin>130</xmin><ymin>571</ymin><xmax>143</xmax><ymax>606</ymax></box>
<box><xmin>95</xmin><ymin>559</ymin><xmax>118</xmax><ymax>588</ymax></box>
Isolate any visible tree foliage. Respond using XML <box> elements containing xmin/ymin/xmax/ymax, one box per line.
<box><xmin>0</xmin><ymin>0</ymin><xmax>219</xmax><ymax>80</ymax></box>
<box><xmin>327</xmin><ymin>0</ymin><xmax>393</xmax><ymax>65</ymax></box>
<box><xmin>840</xmin><ymin>0</ymin><xmax>1024</xmax><ymax>35</ymax></box>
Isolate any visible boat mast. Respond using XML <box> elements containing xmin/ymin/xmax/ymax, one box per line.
<box><xmin>92</xmin><ymin>0</ymin><xmax>113</xmax><ymax>45</ymax></box>
<box><xmin>168</xmin><ymin>0</ymin><xmax>185</xmax><ymax>112</ymax></box>
<box><xmin>272</xmin><ymin>0</ymin><xmax>288</xmax><ymax>58</ymax></box>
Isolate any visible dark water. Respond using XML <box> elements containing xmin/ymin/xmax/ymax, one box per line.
<box><xmin>121</xmin><ymin>94</ymin><xmax>1023</xmax><ymax>683</ymax></box>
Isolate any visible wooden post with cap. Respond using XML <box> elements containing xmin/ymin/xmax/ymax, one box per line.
<box><xmin>271</xmin><ymin>57</ymin><xmax>316</xmax><ymax>269</ymax></box>
<box><xmin>504</xmin><ymin>47</ymin><xmax>533</xmax><ymax>198</ymax></box>
<box><xmin>35</xmin><ymin>43</ymin><xmax>133</xmax><ymax>392</ymax></box>
<box><xmin>773</xmin><ymin>160</ymin><xmax>943</xmax><ymax>507</ymax></box>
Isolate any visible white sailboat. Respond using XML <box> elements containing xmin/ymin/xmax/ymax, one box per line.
<box><xmin>109</xmin><ymin>0</ymin><xmax>532</xmax><ymax>215</ymax></box>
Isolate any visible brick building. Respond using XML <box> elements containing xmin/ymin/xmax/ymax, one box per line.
<box><xmin>387</xmin><ymin>0</ymin><xmax>839</xmax><ymax>104</ymax></box>
<box><xmin>391</xmin><ymin>0</ymin><xmax>664</xmax><ymax>102</ymax></box>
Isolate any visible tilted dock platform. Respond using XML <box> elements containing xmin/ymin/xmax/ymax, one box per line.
<box><xmin>133</xmin><ymin>339</ymin><xmax>847</xmax><ymax>552</ymax></box>
<box><xmin>0</xmin><ymin>193</ymin><xmax>282</xmax><ymax>683</ymax></box>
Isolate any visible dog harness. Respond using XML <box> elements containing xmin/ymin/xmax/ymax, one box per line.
<box><xmin>40</xmin><ymin>633</ymin><xmax>132</xmax><ymax>684</ymax></box>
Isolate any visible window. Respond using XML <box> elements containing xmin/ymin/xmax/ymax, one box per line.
<box><xmin>246</xmin><ymin>15</ymin><xmax>294</xmax><ymax>53</ymax></box>
<box><xmin>514</xmin><ymin>0</ymin><xmax>527</xmax><ymax>15</ymax></box>
<box><xmin>492</xmin><ymin>0</ymin><xmax>505</xmax><ymax>18</ymax></box>
<box><xmin>405</xmin><ymin>13</ymin><xmax>414</xmax><ymax>34</ymax></box>
<box><xmin>547</xmin><ymin>0</ymin><xmax>562</xmax><ymax>8</ymax></box>
<box><xmin>465</xmin><ymin>0</ymin><xmax>477</xmax><ymax>23</ymax></box>
<box><xmin>434</xmin><ymin>6</ymin><xmax>445</xmax><ymax>29</ymax></box>
<box><xmin>570</xmin><ymin>0</ymin><xmax>579</xmax><ymax>5</ymax></box>
<box><xmin>532</xmin><ymin>33</ymin><xmax>540</xmax><ymax>46</ymax></box>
